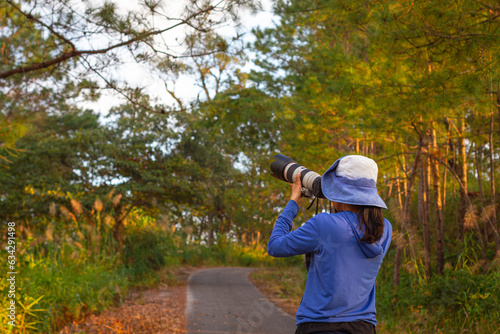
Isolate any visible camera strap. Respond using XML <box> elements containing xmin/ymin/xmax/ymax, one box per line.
<box><xmin>306</xmin><ymin>196</ymin><xmax>319</xmax><ymax>212</ymax></box>
<box><xmin>305</xmin><ymin>197</ymin><xmax>320</xmax><ymax>271</ymax></box>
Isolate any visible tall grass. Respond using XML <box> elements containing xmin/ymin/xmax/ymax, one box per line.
<box><xmin>6</xmin><ymin>196</ymin><xmax>496</xmax><ymax>333</ymax></box>
<box><xmin>0</xmin><ymin>206</ymin><xmax>283</xmax><ymax>333</ymax></box>
<box><xmin>249</xmin><ymin>230</ymin><xmax>500</xmax><ymax>334</ymax></box>
<box><xmin>250</xmin><ymin>258</ymin><xmax>499</xmax><ymax>334</ymax></box>
<box><xmin>0</xmin><ymin>235</ymin><xmax>129</xmax><ymax>333</ymax></box>
<box><xmin>376</xmin><ymin>235</ymin><xmax>500</xmax><ymax>334</ymax></box>
<box><xmin>376</xmin><ymin>268</ymin><xmax>500</xmax><ymax>333</ymax></box>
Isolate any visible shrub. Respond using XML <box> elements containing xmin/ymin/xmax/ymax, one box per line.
<box><xmin>122</xmin><ymin>226</ymin><xmax>177</xmax><ymax>277</ymax></box>
<box><xmin>418</xmin><ymin>269</ymin><xmax>500</xmax><ymax>322</ymax></box>
<box><xmin>0</xmin><ymin>242</ymin><xmax>127</xmax><ymax>333</ymax></box>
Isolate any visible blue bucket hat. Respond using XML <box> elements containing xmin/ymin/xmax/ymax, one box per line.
<box><xmin>321</xmin><ymin>155</ymin><xmax>387</xmax><ymax>209</ymax></box>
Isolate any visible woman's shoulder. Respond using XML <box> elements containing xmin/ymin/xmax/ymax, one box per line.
<box><xmin>308</xmin><ymin>212</ymin><xmax>357</xmax><ymax>243</ymax></box>
<box><xmin>311</xmin><ymin>211</ymin><xmax>354</xmax><ymax>230</ymax></box>
<box><xmin>383</xmin><ymin>217</ymin><xmax>393</xmax><ymax>235</ymax></box>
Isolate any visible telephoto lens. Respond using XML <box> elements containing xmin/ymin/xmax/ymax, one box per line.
<box><xmin>270</xmin><ymin>154</ymin><xmax>324</xmax><ymax>198</ymax></box>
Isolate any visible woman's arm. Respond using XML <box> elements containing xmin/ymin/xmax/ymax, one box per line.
<box><xmin>267</xmin><ymin>172</ymin><xmax>321</xmax><ymax>257</ymax></box>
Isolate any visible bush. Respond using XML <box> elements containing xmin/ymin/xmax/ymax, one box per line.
<box><xmin>0</xmin><ymin>221</ymin><xmax>302</xmax><ymax>333</ymax></box>
<box><xmin>376</xmin><ymin>265</ymin><xmax>500</xmax><ymax>333</ymax></box>
<box><xmin>0</xmin><ymin>243</ymin><xmax>127</xmax><ymax>333</ymax></box>
<box><xmin>418</xmin><ymin>269</ymin><xmax>500</xmax><ymax>322</ymax></box>
<box><xmin>122</xmin><ymin>226</ymin><xmax>177</xmax><ymax>277</ymax></box>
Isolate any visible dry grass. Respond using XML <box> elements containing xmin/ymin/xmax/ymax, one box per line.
<box><xmin>58</xmin><ymin>267</ymin><xmax>197</xmax><ymax>334</ymax></box>
<box><xmin>249</xmin><ymin>267</ymin><xmax>305</xmax><ymax>317</ymax></box>
<box><xmin>59</xmin><ymin>286</ymin><xmax>186</xmax><ymax>334</ymax></box>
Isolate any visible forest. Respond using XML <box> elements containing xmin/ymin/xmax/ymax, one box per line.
<box><xmin>1</xmin><ymin>0</ymin><xmax>499</xmax><ymax>332</ymax></box>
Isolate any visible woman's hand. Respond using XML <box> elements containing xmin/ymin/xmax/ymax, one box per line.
<box><xmin>290</xmin><ymin>171</ymin><xmax>302</xmax><ymax>205</ymax></box>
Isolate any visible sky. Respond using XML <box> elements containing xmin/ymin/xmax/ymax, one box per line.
<box><xmin>81</xmin><ymin>0</ymin><xmax>277</xmax><ymax>115</ymax></box>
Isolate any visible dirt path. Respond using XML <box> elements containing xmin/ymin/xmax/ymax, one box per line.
<box><xmin>186</xmin><ymin>267</ymin><xmax>296</xmax><ymax>334</ymax></box>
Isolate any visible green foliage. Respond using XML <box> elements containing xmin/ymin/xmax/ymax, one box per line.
<box><xmin>420</xmin><ymin>269</ymin><xmax>499</xmax><ymax>322</ymax></box>
<box><xmin>252</xmin><ymin>260</ymin><xmax>500</xmax><ymax>334</ymax></box>
<box><xmin>376</xmin><ymin>267</ymin><xmax>500</xmax><ymax>333</ymax></box>
<box><xmin>1</xmin><ymin>209</ymin><xmax>288</xmax><ymax>333</ymax></box>
<box><xmin>2</xmin><ymin>0</ymin><xmax>500</xmax><ymax>332</ymax></box>
<box><xmin>0</xmin><ymin>240</ymin><xmax>127</xmax><ymax>333</ymax></box>
<box><xmin>122</xmin><ymin>225</ymin><xmax>176</xmax><ymax>276</ymax></box>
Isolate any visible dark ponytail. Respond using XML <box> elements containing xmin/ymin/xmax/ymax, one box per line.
<box><xmin>357</xmin><ymin>206</ymin><xmax>385</xmax><ymax>244</ymax></box>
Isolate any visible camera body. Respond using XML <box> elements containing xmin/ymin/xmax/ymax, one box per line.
<box><xmin>270</xmin><ymin>154</ymin><xmax>324</xmax><ymax>198</ymax></box>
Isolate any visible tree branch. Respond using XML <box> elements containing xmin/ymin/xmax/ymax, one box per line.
<box><xmin>79</xmin><ymin>57</ymin><xmax>160</xmax><ymax>115</ymax></box>
<box><xmin>7</xmin><ymin>0</ymin><xmax>77</xmax><ymax>51</ymax></box>
<box><xmin>0</xmin><ymin>5</ymin><xmax>216</xmax><ymax>79</ymax></box>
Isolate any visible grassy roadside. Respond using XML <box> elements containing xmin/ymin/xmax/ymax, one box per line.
<box><xmin>249</xmin><ymin>265</ymin><xmax>418</xmax><ymax>333</ymax></box>
<box><xmin>249</xmin><ymin>266</ymin><xmax>306</xmax><ymax>317</ymax></box>
<box><xmin>57</xmin><ymin>265</ymin><xmax>195</xmax><ymax>333</ymax></box>
<box><xmin>0</xmin><ymin>221</ymin><xmax>276</xmax><ymax>333</ymax></box>
<box><xmin>249</xmin><ymin>265</ymin><xmax>500</xmax><ymax>334</ymax></box>
<box><xmin>4</xmin><ymin>213</ymin><xmax>498</xmax><ymax>334</ymax></box>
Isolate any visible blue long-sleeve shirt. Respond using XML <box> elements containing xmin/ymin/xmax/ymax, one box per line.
<box><xmin>267</xmin><ymin>200</ymin><xmax>392</xmax><ymax>327</ymax></box>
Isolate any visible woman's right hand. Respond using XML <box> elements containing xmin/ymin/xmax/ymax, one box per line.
<box><xmin>290</xmin><ymin>171</ymin><xmax>302</xmax><ymax>205</ymax></box>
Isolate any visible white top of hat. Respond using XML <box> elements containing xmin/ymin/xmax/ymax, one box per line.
<box><xmin>336</xmin><ymin>155</ymin><xmax>378</xmax><ymax>182</ymax></box>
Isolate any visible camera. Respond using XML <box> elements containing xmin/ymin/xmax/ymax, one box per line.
<box><xmin>270</xmin><ymin>154</ymin><xmax>324</xmax><ymax>198</ymax></box>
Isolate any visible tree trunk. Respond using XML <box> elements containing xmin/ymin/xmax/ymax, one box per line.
<box><xmin>396</xmin><ymin>165</ymin><xmax>403</xmax><ymax>211</ymax></box>
<box><xmin>207</xmin><ymin>212</ymin><xmax>214</xmax><ymax>246</ymax></box>
<box><xmin>490</xmin><ymin>111</ymin><xmax>500</xmax><ymax>253</ymax></box>
<box><xmin>497</xmin><ymin>85</ymin><xmax>500</xmax><ymax>138</ymax></box>
<box><xmin>419</xmin><ymin>149</ymin><xmax>432</xmax><ymax>280</ymax></box>
<box><xmin>363</xmin><ymin>135</ymin><xmax>368</xmax><ymax>155</ymax></box>
<box><xmin>394</xmin><ymin>142</ymin><xmax>423</xmax><ymax>289</ymax></box>
<box><xmin>435</xmin><ymin>139</ymin><xmax>487</xmax><ymax>267</ymax></box>
<box><xmin>474</xmin><ymin>142</ymin><xmax>488</xmax><ymax>245</ymax></box>
<box><xmin>401</xmin><ymin>148</ymin><xmax>408</xmax><ymax>199</ymax></box>
<box><xmin>113</xmin><ymin>204</ymin><xmax>133</xmax><ymax>249</ymax></box>
<box><xmin>113</xmin><ymin>220</ymin><xmax>123</xmax><ymax>248</ymax></box>
<box><xmin>457</xmin><ymin>115</ymin><xmax>468</xmax><ymax>243</ymax></box>
<box><xmin>425</xmin><ymin>143</ymin><xmax>432</xmax><ymax>276</ymax></box>
<box><xmin>443</xmin><ymin>118</ymin><xmax>452</xmax><ymax>210</ymax></box>
<box><xmin>430</xmin><ymin>128</ymin><xmax>445</xmax><ymax>275</ymax></box>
